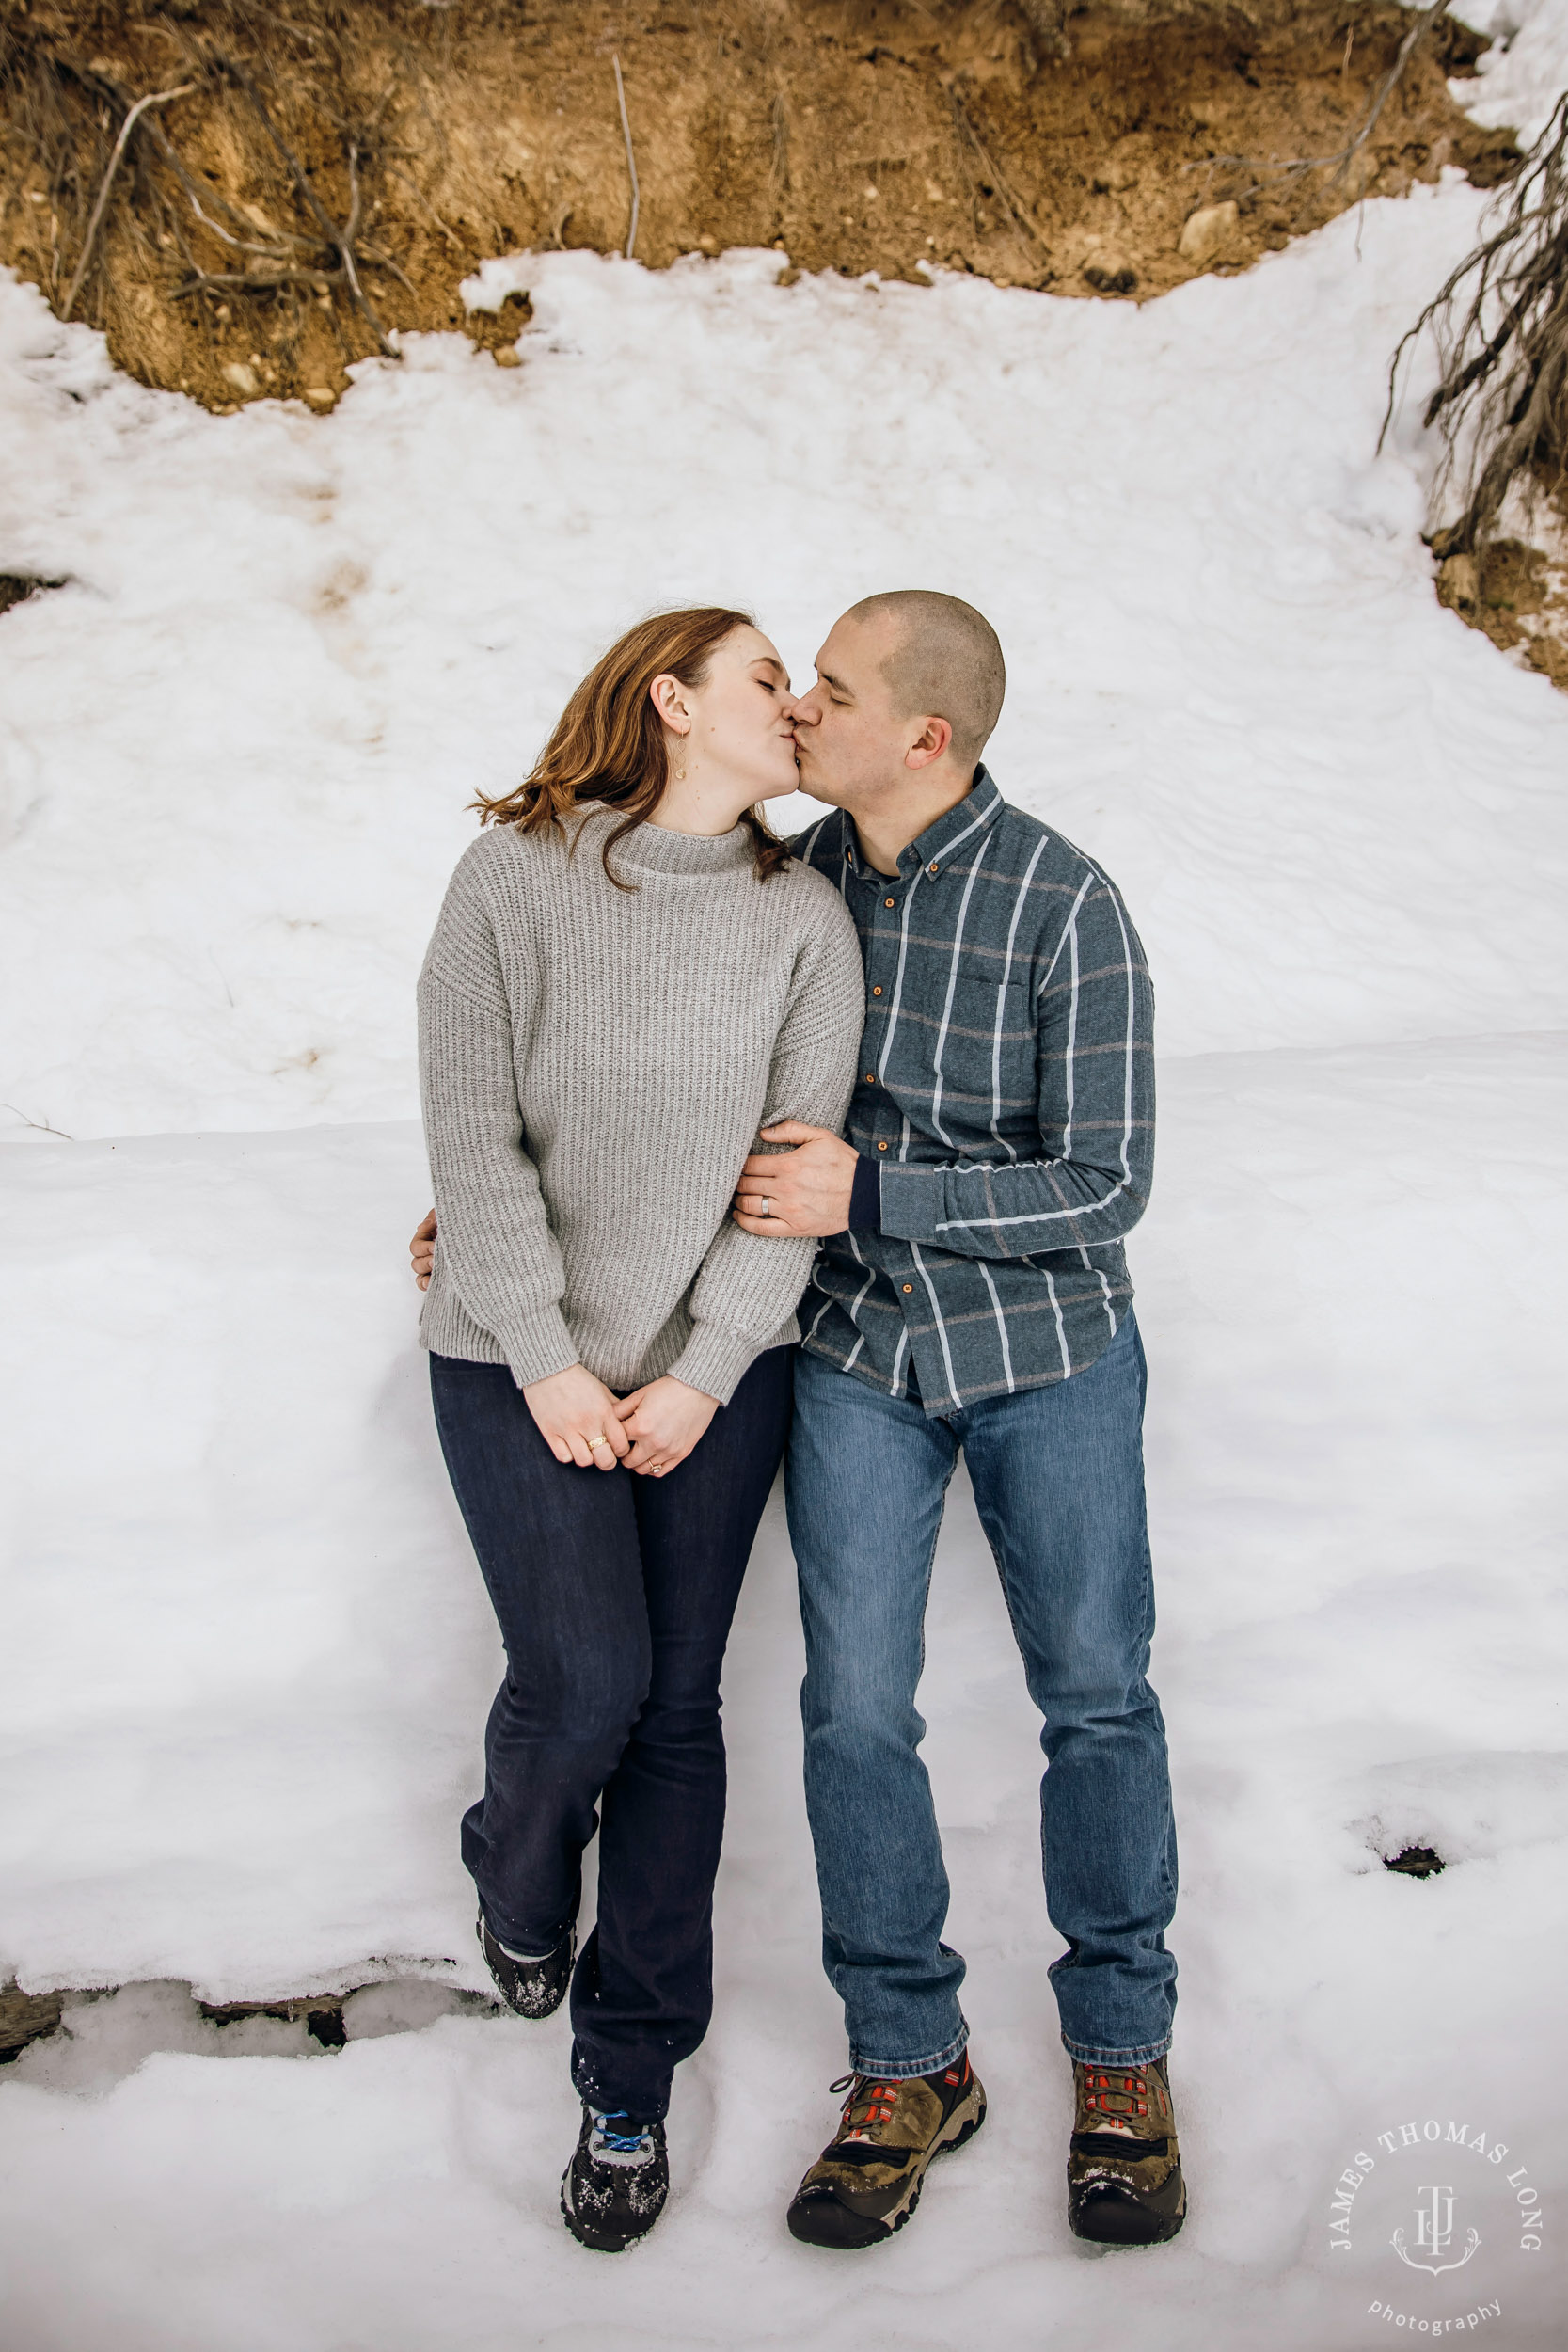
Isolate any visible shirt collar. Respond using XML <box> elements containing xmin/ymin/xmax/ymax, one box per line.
<box><xmin>842</xmin><ymin>765</ymin><xmax>1003</xmax><ymax>882</ymax></box>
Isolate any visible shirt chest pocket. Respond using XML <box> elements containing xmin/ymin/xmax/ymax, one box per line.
<box><xmin>927</xmin><ymin>977</ymin><xmax>1037</xmax><ymax>1120</ymax></box>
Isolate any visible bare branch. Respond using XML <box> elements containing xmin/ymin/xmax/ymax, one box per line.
<box><xmin>218</xmin><ymin>55</ymin><xmax>399</xmax><ymax>355</ymax></box>
<box><xmin>61</xmin><ymin>82</ymin><xmax>194</xmax><ymax>320</ymax></box>
<box><xmin>947</xmin><ymin>83</ymin><xmax>1045</xmax><ymax>249</ymax></box>
<box><xmin>612</xmin><ymin>53</ymin><xmax>639</xmax><ymax>261</ymax></box>
<box><xmin>1189</xmin><ymin>3</ymin><xmax>1449</xmax><ymax>211</ymax></box>
<box><xmin>1385</xmin><ymin>92</ymin><xmax>1568</xmax><ymax>553</ymax></box>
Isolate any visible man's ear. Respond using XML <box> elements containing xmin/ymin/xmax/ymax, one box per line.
<box><xmin>650</xmin><ymin>672</ymin><xmax>693</xmax><ymax>735</ymax></box>
<box><xmin>904</xmin><ymin>715</ymin><xmax>953</xmax><ymax>771</ymax></box>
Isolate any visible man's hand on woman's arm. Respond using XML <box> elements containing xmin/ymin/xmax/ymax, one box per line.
<box><xmin>732</xmin><ymin>1121</ymin><xmax>859</xmax><ymax>1237</ymax></box>
<box><xmin>410</xmin><ymin>1208</ymin><xmax>437</xmax><ymax>1291</ymax></box>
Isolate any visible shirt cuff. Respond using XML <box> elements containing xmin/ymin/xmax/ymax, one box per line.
<box><xmin>847</xmin><ymin>1154</ymin><xmax>882</xmax><ymax>1233</ymax></box>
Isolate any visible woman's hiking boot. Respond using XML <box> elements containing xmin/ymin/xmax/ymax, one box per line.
<box><xmin>785</xmin><ymin>2053</ymin><xmax>987</xmax><ymax>2249</ymax></box>
<box><xmin>561</xmin><ymin>2105</ymin><xmax>670</xmax><ymax>2252</ymax></box>
<box><xmin>477</xmin><ymin>1912</ymin><xmax>574</xmax><ymax>2021</ymax></box>
<box><xmin>1067</xmin><ymin>2055</ymin><xmax>1187</xmax><ymax>2245</ymax></box>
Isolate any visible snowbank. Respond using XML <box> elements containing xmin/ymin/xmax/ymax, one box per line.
<box><xmin>0</xmin><ymin>1032</ymin><xmax>1562</xmax><ymax>2345</ymax></box>
<box><xmin>4</xmin><ymin>179</ymin><xmax>1568</xmax><ymax>1141</ymax></box>
<box><xmin>1455</xmin><ymin>0</ymin><xmax>1568</xmax><ymax>140</ymax></box>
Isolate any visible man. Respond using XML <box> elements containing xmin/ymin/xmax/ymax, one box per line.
<box><xmin>734</xmin><ymin>592</ymin><xmax>1180</xmax><ymax>2253</ymax></box>
<box><xmin>411</xmin><ymin>591</ymin><xmax>1182</xmax><ymax>2251</ymax></box>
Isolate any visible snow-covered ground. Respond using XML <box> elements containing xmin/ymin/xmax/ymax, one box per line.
<box><xmin>2</xmin><ymin>7</ymin><xmax>1566</xmax><ymax>2346</ymax></box>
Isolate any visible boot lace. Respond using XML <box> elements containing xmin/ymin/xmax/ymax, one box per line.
<box><xmin>829</xmin><ymin>2073</ymin><xmax>902</xmax><ymax>2141</ymax></box>
<box><xmin>1078</xmin><ymin>2065</ymin><xmax>1166</xmax><ymax>2130</ymax></box>
<box><xmin>591</xmin><ymin>2109</ymin><xmax>656</xmax><ymax>2158</ymax></box>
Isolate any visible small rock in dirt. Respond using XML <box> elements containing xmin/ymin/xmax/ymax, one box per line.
<box><xmin>221</xmin><ymin>361</ymin><xmax>260</xmax><ymax>398</ymax></box>
<box><xmin>1179</xmin><ymin>200</ymin><xmax>1240</xmax><ymax>262</ymax></box>
<box><xmin>696</xmin><ymin>233</ymin><xmax>719</xmax><ymax>256</ymax></box>
<box><xmin>303</xmin><ymin>387</ymin><xmax>335</xmax><ymax>409</ymax></box>
<box><xmin>493</xmin><ymin>347</ymin><xmax>522</xmax><ymax>369</ymax></box>
<box><xmin>1084</xmin><ymin>265</ymin><xmax>1137</xmax><ymax>295</ymax></box>
<box><xmin>1436</xmin><ymin>553</ymin><xmax>1481</xmax><ymax>616</ymax></box>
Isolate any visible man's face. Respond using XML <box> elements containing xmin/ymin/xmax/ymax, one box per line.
<box><xmin>788</xmin><ymin>612</ymin><xmax>921</xmax><ymax>812</ymax></box>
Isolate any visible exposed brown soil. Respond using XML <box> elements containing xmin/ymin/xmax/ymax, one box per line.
<box><xmin>1435</xmin><ymin>506</ymin><xmax>1568</xmax><ymax>691</ymax></box>
<box><xmin>0</xmin><ymin>0</ymin><xmax>1519</xmax><ymax>415</ymax></box>
<box><xmin>0</xmin><ymin>1979</ymin><xmax>64</xmax><ymax>2058</ymax></box>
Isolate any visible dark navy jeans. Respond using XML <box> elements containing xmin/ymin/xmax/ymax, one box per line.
<box><xmin>430</xmin><ymin>1344</ymin><xmax>794</xmax><ymax>2122</ymax></box>
<box><xmin>788</xmin><ymin>1313</ymin><xmax>1177</xmax><ymax>2075</ymax></box>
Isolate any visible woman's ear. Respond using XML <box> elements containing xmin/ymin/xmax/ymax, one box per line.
<box><xmin>649</xmin><ymin>672</ymin><xmax>693</xmax><ymax>736</ymax></box>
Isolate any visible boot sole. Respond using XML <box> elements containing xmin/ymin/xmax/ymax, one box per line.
<box><xmin>786</xmin><ymin>2089</ymin><xmax>987</xmax><ymax>2250</ymax></box>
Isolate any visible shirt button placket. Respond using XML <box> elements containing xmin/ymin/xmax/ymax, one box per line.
<box><xmin>864</xmin><ymin>876</ymin><xmax>895</xmax><ymax>1161</ymax></box>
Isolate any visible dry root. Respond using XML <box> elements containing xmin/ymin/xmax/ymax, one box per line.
<box><xmin>1388</xmin><ymin>93</ymin><xmax>1568</xmax><ymax>560</ymax></box>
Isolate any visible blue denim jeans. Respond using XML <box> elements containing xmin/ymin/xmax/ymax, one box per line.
<box><xmin>431</xmin><ymin>1344</ymin><xmax>795</xmax><ymax>2122</ymax></box>
<box><xmin>788</xmin><ymin>1314</ymin><xmax>1177</xmax><ymax>2076</ymax></box>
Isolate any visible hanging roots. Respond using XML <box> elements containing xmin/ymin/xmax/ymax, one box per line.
<box><xmin>1386</xmin><ymin>93</ymin><xmax>1568</xmax><ymax>556</ymax></box>
<box><xmin>0</xmin><ymin>8</ymin><xmax>414</xmax><ymax>398</ymax></box>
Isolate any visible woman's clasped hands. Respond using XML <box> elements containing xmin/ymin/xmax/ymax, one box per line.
<box><xmin>521</xmin><ymin>1363</ymin><xmax>719</xmax><ymax>1477</ymax></box>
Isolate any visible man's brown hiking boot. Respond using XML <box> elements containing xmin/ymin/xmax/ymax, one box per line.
<box><xmin>785</xmin><ymin>2053</ymin><xmax>986</xmax><ymax>2249</ymax></box>
<box><xmin>1068</xmin><ymin>2054</ymin><xmax>1186</xmax><ymax>2245</ymax></box>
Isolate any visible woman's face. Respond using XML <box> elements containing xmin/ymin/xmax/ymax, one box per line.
<box><xmin>671</xmin><ymin>625</ymin><xmax>801</xmax><ymax>802</ymax></box>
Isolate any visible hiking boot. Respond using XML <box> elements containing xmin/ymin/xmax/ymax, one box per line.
<box><xmin>477</xmin><ymin>1912</ymin><xmax>574</xmax><ymax>2021</ymax></box>
<box><xmin>786</xmin><ymin>2053</ymin><xmax>986</xmax><ymax>2249</ymax></box>
<box><xmin>1068</xmin><ymin>2054</ymin><xmax>1186</xmax><ymax>2245</ymax></box>
<box><xmin>561</xmin><ymin>2105</ymin><xmax>670</xmax><ymax>2252</ymax></box>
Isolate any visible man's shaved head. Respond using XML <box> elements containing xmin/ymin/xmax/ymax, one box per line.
<box><xmin>845</xmin><ymin>590</ymin><xmax>1006</xmax><ymax>765</ymax></box>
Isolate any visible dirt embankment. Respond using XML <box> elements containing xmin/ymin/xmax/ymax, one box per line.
<box><xmin>1436</xmin><ymin>525</ymin><xmax>1568</xmax><ymax>691</ymax></box>
<box><xmin>0</xmin><ymin>0</ymin><xmax>1518</xmax><ymax>413</ymax></box>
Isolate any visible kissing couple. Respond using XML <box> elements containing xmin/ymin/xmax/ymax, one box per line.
<box><xmin>409</xmin><ymin>593</ymin><xmax>1182</xmax><ymax>2255</ymax></box>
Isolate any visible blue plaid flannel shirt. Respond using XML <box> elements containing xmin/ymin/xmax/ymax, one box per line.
<box><xmin>790</xmin><ymin>767</ymin><xmax>1155</xmax><ymax>1413</ymax></box>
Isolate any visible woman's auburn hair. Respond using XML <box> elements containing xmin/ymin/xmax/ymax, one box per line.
<box><xmin>471</xmin><ymin>606</ymin><xmax>791</xmax><ymax>887</ymax></box>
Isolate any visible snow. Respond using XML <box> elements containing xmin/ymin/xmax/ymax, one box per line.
<box><xmin>5</xmin><ymin>183</ymin><xmax>1568</xmax><ymax>1142</ymax></box>
<box><xmin>3</xmin><ymin>25</ymin><xmax>1568</xmax><ymax>2350</ymax></box>
<box><xmin>1452</xmin><ymin>1</ymin><xmax>1568</xmax><ymax>142</ymax></box>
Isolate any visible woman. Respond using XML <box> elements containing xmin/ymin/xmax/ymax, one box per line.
<box><xmin>417</xmin><ymin>607</ymin><xmax>863</xmax><ymax>2252</ymax></box>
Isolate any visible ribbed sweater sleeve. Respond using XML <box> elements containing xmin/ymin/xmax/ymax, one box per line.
<box><xmin>417</xmin><ymin>865</ymin><xmax>578</xmax><ymax>1390</ymax></box>
<box><xmin>668</xmin><ymin>900</ymin><xmax>864</xmax><ymax>1404</ymax></box>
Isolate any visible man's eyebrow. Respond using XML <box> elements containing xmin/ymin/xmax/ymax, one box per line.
<box><xmin>817</xmin><ymin>667</ymin><xmax>853</xmax><ymax>696</ymax></box>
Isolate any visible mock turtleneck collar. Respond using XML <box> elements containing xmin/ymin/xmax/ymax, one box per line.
<box><xmin>581</xmin><ymin>805</ymin><xmax>758</xmax><ymax>877</ymax></box>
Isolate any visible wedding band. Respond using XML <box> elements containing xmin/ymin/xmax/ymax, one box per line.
<box><xmin>760</xmin><ymin>1196</ymin><xmax>771</xmax><ymax>1217</ymax></box>
<box><xmin>587</xmin><ymin>1434</ymin><xmax>610</xmax><ymax>1451</ymax></box>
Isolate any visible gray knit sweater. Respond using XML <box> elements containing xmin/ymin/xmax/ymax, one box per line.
<box><xmin>417</xmin><ymin>805</ymin><xmax>863</xmax><ymax>1404</ymax></box>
